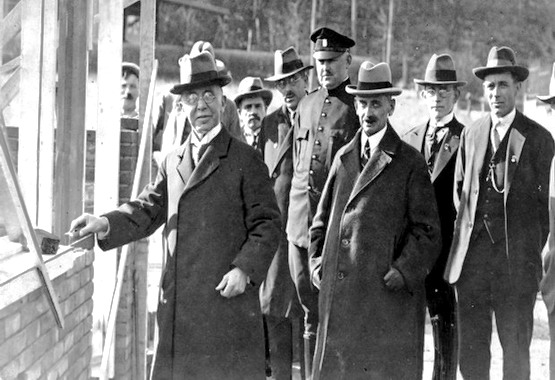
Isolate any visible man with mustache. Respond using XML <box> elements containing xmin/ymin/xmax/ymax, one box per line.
<box><xmin>235</xmin><ymin>76</ymin><xmax>272</xmax><ymax>151</ymax></box>
<box><xmin>121</xmin><ymin>62</ymin><xmax>140</xmax><ymax>131</ymax></box>
<box><xmin>258</xmin><ymin>47</ymin><xmax>313</xmax><ymax>380</ymax></box>
<box><xmin>287</xmin><ymin>27</ymin><xmax>359</xmax><ymax>378</ymax></box>
<box><xmin>445</xmin><ymin>46</ymin><xmax>554</xmax><ymax>379</ymax></box>
<box><xmin>402</xmin><ymin>53</ymin><xmax>466</xmax><ymax>380</ymax></box>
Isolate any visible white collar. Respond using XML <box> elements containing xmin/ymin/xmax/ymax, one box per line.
<box><xmin>491</xmin><ymin>108</ymin><xmax>516</xmax><ymax>130</ymax></box>
<box><xmin>361</xmin><ymin>126</ymin><xmax>387</xmax><ymax>157</ymax></box>
<box><xmin>191</xmin><ymin>124</ymin><xmax>222</xmax><ymax>147</ymax></box>
<box><xmin>431</xmin><ymin>111</ymin><xmax>454</xmax><ymax>127</ymax></box>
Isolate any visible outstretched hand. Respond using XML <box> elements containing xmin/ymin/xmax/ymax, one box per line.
<box><xmin>68</xmin><ymin>213</ymin><xmax>109</xmax><ymax>239</ymax></box>
<box><xmin>215</xmin><ymin>267</ymin><xmax>249</xmax><ymax>298</ymax></box>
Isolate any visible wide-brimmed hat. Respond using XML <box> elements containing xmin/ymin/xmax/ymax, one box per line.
<box><xmin>473</xmin><ymin>46</ymin><xmax>529</xmax><ymax>81</ymax></box>
<box><xmin>190</xmin><ymin>40</ymin><xmax>233</xmax><ymax>83</ymax></box>
<box><xmin>346</xmin><ymin>61</ymin><xmax>402</xmax><ymax>96</ymax></box>
<box><xmin>311</xmin><ymin>27</ymin><xmax>355</xmax><ymax>60</ymax></box>
<box><xmin>170</xmin><ymin>51</ymin><xmax>231</xmax><ymax>94</ymax></box>
<box><xmin>234</xmin><ymin>77</ymin><xmax>273</xmax><ymax>107</ymax></box>
<box><xmin>122</xmin><ymin>62</ymin><xmax>140</xmax><ymax>78</ymax></box>
<box><xmin>537</xmin><ymin>62</ymin><xmax>555</xmax><ymax>104</ymax></box>
<box><xmin>414</xmin><ymin>54</ymin><xmax>466</xmax><ymax>86</ymax></box>
<box><xmin>265</xmin><ymin>47</ymin><xmax>313</xmax><ymax>82</ymax></box>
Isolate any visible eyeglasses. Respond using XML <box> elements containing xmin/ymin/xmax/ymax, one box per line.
<box><xmin>179</xmin><ymin>91</ymin><xmax>217</xmax><ymax>106</ymax></box>
<box><xmin>276</xmin><ymin>74</ymin><xmax>303</xmax><ymax>90</ymax></box>
<box><xmin>423</xmin><ymin>87</ymin><xmax>453</xmax><ymax>98</ymax></box>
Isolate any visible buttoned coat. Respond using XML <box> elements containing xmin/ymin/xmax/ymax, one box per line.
<box><xmin>99</xmin><ymin>128</ymin><xmax>281</xmax><ymax>379</ymax></box>
<box><xmin>258</xmin><ymin>105</ymin><xmax>300</xmax><ymax>317</ymax></box>
<box><xmin>402</xmin><ymin>118</ymin><xmax>464</xmax><ymax>277</ymax></box>
<box><xmin>287</xmin><ymin>80</ymin><xmax>358</xmax><ymax>247</ymax></box>
<box><xmin>309</xmin><ymin>126</ymin><xmax>441</xmax><ymax>379</ymax></box>
<box><xmin>445</xmin><ymin>111</ymin><xmax>554</xmax><ymax>292</ymax></box>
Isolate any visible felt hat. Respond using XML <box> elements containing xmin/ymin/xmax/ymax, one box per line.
<box><xmin>122</xmin><ymin>62</ymin><xmax>140</xmax><ymax>78</ymax></box>
<box><xmin>170</xmin><ymin>51</ymin><xmax>231</xmax><ymax>94</ymax></box>
<box><xmin>190</xmin><ymin>40</ymin><xmax>233</xmax><ymax>83</ymax></box>
<box><xmin>414</xmin><ymin>54</ymin><xmax>466</xmax><ymax>86</ymax></box>
<box><xmin>473</xmin><ymin>46</ymin><xmax>529</xmax><ymax>81</ymax></box>
<box><xmin>346</xmin><ymin>61</ymin><xmax>402</xmax><ymax>96</ymax></box>
<box><xmin>311</xmin><ymin>27</ymin><xmax>355</xmax><ymax>60</ymax></box>
<box><xmin>234</xmin><ymin>77</ymin><xmax>273</xmax><ymax>107</ymax></box>
<box><xmin>537</xmin><ymin>62</ymin><xmax>555</xmax><ymax>104</ymax></box>
<box><xmin>265</xmin><ymin>47</ymin><xmax>313</xmax><ymax>82</ymax></box>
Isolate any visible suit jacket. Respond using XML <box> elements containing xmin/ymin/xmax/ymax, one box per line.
<box><xmin>287</xmin><ymin>80</ymin><xmax>358</xmax><ymax>248</ymax></box>
<box><xmin>445</xmin><ymin>111</ymin><xmax>554</xmax><ymax>292</ymax></box>
<box><xmin>258</xmin><ymin>105</ymin><xmax>300</xmax><ymax>317</ymax></box>
<box><xmin>99</xmin><ymin>128</ymin><xmax>281</xmax><ymax>379</ymax></box>
<box><xmin>402</xmin><ymin>117</ymin><xmax>464</xmax><ymax>277</ymax></box>
<box><xmin>309</xmin><ymin>125</ymin><xmax>441</xmax><ymax>379</ymax></box>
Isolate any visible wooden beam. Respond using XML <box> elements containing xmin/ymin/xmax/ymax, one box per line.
<box><xmin>0</xmin><ymin>67</ymin><xmax>19</xmax><ymax>110</ymax></box>
<box><xmin>0</xmin><ymin>1</ymin><xmax>21</xmax><ymax>49</ymax></box>
<box><xmin>123</xmin><ymin>0</ymin><xmax>139</xmax><ymax>8</ymax></box>
<box><xmin>0</xmin><ymin>56</ymin><xmax>20</xmax><ymax>75</ymax></box>
<box><xmin>163</xmin><ymin>0</ymin><xmax>230</xmax><ymax>15</ymax></box>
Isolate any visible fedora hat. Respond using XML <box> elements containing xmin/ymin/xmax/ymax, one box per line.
<box><xmin>170</xmin><ymin>51</ymin><xmax>231</xmax><ymax>94</ymax></box>
<box><xmin>346</xmin><ymin>61</ymin><xmax>402</xmax><ymax>96</ymax></box>
<box><xmin>537</xmin><ymin>62</ymin><xmax>555</xmax><ymax>104</ymax></box>
<box><xmin>473</xmin><ymin>46</ymin><xmax>529</xmax><ymax>81</ymax></box>
<box><xmin>265</xmin><ymin>47</ymin><xmax>313</xmax><ymax>82</ymax></box>
<box><xmin>234</xmin><ymin>77</ymin><xmax>273</xmax><ymax>107</ymax></box>
<box><xmin>190</xmin><ymin>40</ymin><xmax>233</xmax><ymax>84</ymax></box>
<box><xmin>414</xmin><ymin>54</ymin><xmax>466</xmax><ymax>86</ymax></box>
<box><xmin>311</xmin><ymin>27</ymin><xmax>355</xmax><ymax>60</ymax></box>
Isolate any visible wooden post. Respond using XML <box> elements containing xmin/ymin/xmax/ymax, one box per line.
<box><xmin>385</xmin><ymin>0</ymin><xmax>394</xmax><ymax>65</ymax></box>
<box><xmin>309</xmin><ymin>0</ymin><xmax>317</xmax><ymax>91</ymax></box>
<box><xmin>350</xmin><ymin>0</ymin><xmax>356</xmax><ymax>55</ymax></box>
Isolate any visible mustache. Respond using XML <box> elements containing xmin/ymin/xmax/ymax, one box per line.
<box><xmin>364</xmin><ymin>116</ymin><xmax>379</xmax><ymax>124</ymax></box>
<box><xmin>248</xmin><ymin>115</ymin><xmax>261</xmax><ymax>121</ymax></box>
<box><xmin>123</xmin><ymin>93</ymin><xmax>135</xmax><ymax>100</ymax></box>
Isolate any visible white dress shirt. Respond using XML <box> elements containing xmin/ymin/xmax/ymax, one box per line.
<box><xmin>190</xmin><ymin>124</ymin><xmax>222</xmax><ymax>166</ymax></box>
<box><xmin>491</xmin><ymin>108</ymin><xmax>516</xmax><ymax>146</ymax></box>
<box><xmin>361</xmin><ymin>126</ymin><xmax>388</xmax><ymax>161</ymax></box>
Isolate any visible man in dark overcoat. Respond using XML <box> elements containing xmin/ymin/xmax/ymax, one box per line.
<box><xmin>445</xmin><ymin>46</ymin><xmax>554</xmax><ymax>379</ymax></box>
<box><xmin>259</xmin><ymin>47</ymin><xmax>313</xmax><ymax>380</ymax></box>
<box><xmin>402</xmin><ymin>53</ymin><xmax>466</xmax><ymax>380</ymax></box>
<box><xmin>71</xmin><ymin>51</ymin><xmax>281</xmax><ymax>379</ymax></box>
<box><xmin>287</xmin><ymin>27</ymin><xmax>359</xmax><ymax>377</ymax></box>
<box><xmin>309</xmin><ymin>61</ymin><xmax>441</xmax><ymax>380</ymax></box>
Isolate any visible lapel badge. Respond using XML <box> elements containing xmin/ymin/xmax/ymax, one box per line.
<box><xmin>510</xmin><ymin>155</ymin><xmax>517</xmax><ymax>163</ymax></box>
<box><xmin>322</xmin><ymin>39</ymin><xmax>328</xmax><ymax>47</ymax></box>
<box><xmin>443</xmin><ymin>144</ymin><xmax>450</xmax><ymax>151</ymax></box>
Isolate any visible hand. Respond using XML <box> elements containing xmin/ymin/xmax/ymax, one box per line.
<box><xmin>384</xmin><ymin>267</ymin><xmax>405</xmax><ymax>291</ymax></box>
<box><xmin>215</xmin><ymin>267</ymin><xmax>248</xmax><ymax>298</ymax></box>
<box><xmin>69</xmin><ymin>213</ymin><xmax>109</xmax><ymax>238</ymax></box>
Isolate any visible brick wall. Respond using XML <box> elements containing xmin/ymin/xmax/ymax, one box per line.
<box><xmin>0</xmin><ymin>249</ymin><xmax>94</xmax><ymax>380</ymax></box>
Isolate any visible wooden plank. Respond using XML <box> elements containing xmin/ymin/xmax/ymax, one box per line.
<box><xmin>0</xmin><ymin>56</ymin><xmax>20</xmax><ymax>75</ymax></box>
<box><xmin>163</xmin><ymin>0</ymin><xmax>230</xmax><ymax>15</ymax></box>
<box><xmin>123</xmin><ymin>0</ymin><xmax>139</xmax><ymax>8</ymax></box>
<box><xmin>0</xmin><ymin>67</ymin><xmax>19</xmax><ymax>110</ymax></box>
<box><xmin>0</xmin><ymin>1</ymin><xmax>21</xmax><ymax>49</ymax></box>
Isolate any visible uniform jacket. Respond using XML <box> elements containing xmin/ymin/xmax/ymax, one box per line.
<box><xmin>402</xmin><ymin>117</ymin><xmax>464</xmax><ymax>277</ymax></box>
<box><xmin>287</xmin><ymin>80</ymin><xmax>358</xmax><ymax>248</ymax></box>
<box><xmin>99</xmin><ymin>128</ymin><xmax>281</xmax><ymax>379</ymax></box>
<box><xmin>258</xmin><ymin>105</ymin><xmax>300</xmax><ymax>318</ymax></box>
<box><xmin>309</xmin><ymin>126</ymin><xmax>441</xmax><ymax>380</ymax></box>
<box><xmin>445</xmin><ymin>111</ymin><xmax>554</xmax><ymax>292</ymax></box>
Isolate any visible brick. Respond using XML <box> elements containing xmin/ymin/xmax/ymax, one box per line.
<box><xmin>79</xmin><ymin>267</ymin><xmax>93</xmax><ymax>287</ymax></box>
<box><xmin>85</xmin><ymin>250</ymin><xmax>95</xmax><ymax>266</ymax></box>
<box><xmin>25</xmin><ymin>320</ymin><xmax>40</xmax><ymax>346</ymax></box>
<box><xmin>39</xmin><ymin>312</ymin><xmax>55</xmax><ymax>336</ymax></box>
<box><xmin>0</xmin><ymin>299</ymin><xmax>24</xmax><ymax>321</ymax></box>
<box><xmin>0</xmin><ymin>355</ymin><xmax>22</xmax><ymax>379</ymax></box>
<box><xmin>4</xmin><ymin>312</ymin><xmax>21</xmax><ymax>338</ymax></box>
<box><xmin>21</xmin><ymin>361</ymin><xmax>42</xmax><ymax>380</ymax></box>
<box><xmin>0</xmin><ymin>329</ymin><xmax>26</xmax><ymax>367</ymax></box>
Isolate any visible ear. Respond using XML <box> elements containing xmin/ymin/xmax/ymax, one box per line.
<box><xmin>346</xmin><ymin>53</ymin><xmax>352</xmax><ymax>66</ymax></box>
<box><xmin>515</xmin><ymin>81</ymin><xmax>522</xmax><ymax>92</ymax></box>
<box><xmin>389</xmin><ymin>98</ymin><xmax>396</xmax><ymax>115</ymax></box>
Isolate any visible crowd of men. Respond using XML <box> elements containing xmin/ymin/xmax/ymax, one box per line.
<box><xmin>73</xmin><ymin>26</ymin><xmax>555</xmax><ymax>380</ymax></box>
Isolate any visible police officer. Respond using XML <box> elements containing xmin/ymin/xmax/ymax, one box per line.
<box><xmin>287</xmin><ymin>27</ymin><xmax>359</xmax><ymax>379</ymax></box>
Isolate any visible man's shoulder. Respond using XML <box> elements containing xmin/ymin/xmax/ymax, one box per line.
<box><xmin>402</xmin><ymin>122</ymin><xmax>427</xmax><ymax>137</ymax></box>
<box><xmin>515</xmin><ymin>111</ymin><xmax>552</xmax><ymax>138</ymax></box>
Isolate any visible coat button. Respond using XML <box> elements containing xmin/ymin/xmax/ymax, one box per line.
<box><xmin>309</xmin><ymin>169</ymin><xmax>314</xmax><ymax>175</ymax></box>
<box><xmin>341</xmin><ymin>238</ymin><xmax>350</xmax><ymax>247</ymax></box>
<box><xmin>321</xmin><ymin>112</ymin><xmax>327</xmax><ymax>117</ymax></box>
<box><xmin>318</xmin><ymin>126</ymin><xmax>324</xmax><ymax>132</ymax></box>
<box><xmin>337</xmin><ymin>271</ymin><xmax>345</xmax><ymax>280</ymax></box>
<box><xmin>325</xmin><ymin>98</ymin><xmax>331</xmax><ymax>103</ymax></box>
<box><xmin>315</xmin><ymin>140</ymin><xmax>321</xmax><ymax>146</ymax></box>
<box><xmin>307</xmin><ymin>185</ymin><xmax>312</xmax><ymax>191</ymax></box>
<box><xmin>272</xmin><ymin>173</ymin><xmax>278</xmax><ymax>178</ymax></box>
<box><xmin>312</xmin><ymin>154</ymin><xmax>318</xmax><ymax>160</ymax></box>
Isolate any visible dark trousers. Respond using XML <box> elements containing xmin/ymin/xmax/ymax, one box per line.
<box><xmin>456</xmin><ymin>229</ymin><xmax>536</xmax><ymax>380</ymax></box>
<box><xmin>426</xmin><ymin>273</ymin><xmax>457</xmax><ymax>380</ymax></box>
<box><xmin>264</xmin><ymin>315</ymin><xmax>304</xmax><ymax>380</ymax></box>
<box><xmin>288</xmin><ymin>242</ymin><xmax>319</xmax><ymax>378</ymax></box>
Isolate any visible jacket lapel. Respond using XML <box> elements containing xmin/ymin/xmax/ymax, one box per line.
<box><xmin>469</xmin><ymin>117</ymin><xmax>491</xmax><ymax>183</ymax></box>
<box><xmin>504</xmin><ymin>112</ymin><xmax>527</xmax><ymax>200</ymax></box>
<box><xmin>269</xmin><ymin>107</ymin><xmax>293</xmax><ymax>175</ymax></box>
<box><xmin>404</xmin><ymin>123</ymin><xmax>427</xmax><ymax>153</ymax></box>
<box><xmin>431</xmin><ymin>119</ymin><xmax>463</xmax><ymax>182</ymax></box>
<box><xmin>348</xmin><ymin>126</ymin><xmax>397</xmax><ymax>204</ymax></box>
<box><xmin>175</xmin><ymin>135</ymin><xmax>194</xmax><ymax>191</ymax></box>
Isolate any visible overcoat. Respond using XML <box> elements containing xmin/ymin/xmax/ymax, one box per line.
<box><xmin>99</xmin><ymin>128</ymin><xmax>281</xmax><ymax>379</ymax></box>
<box><xmin>402</xmin><ymin>118</ymin><xmax>464</xmax><ymax>277</ymax></box>
<box><xmin>258</xmin><ymin>105</ymin><xmax>300</xmax><ymax>317</ymax></box>
<box><xmin>445</xmin><ymin>111</ymin><xmax>554</xmax><ymax>291</ymax></box>
<box><xmin>309</xmin><ymin>126</ymin><xmax>441</xmax><ymax>379</ymax></box>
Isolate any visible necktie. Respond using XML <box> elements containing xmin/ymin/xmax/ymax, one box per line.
<box><xmin>361</xmin><ymin>139</ymin><xmax>370</xmax><ymax>168</ymax></box>
<box><xmin>426</xmin><ymin>125</ymin><xmax>445</xmax><ymax>171</ymax></box>
<box><xmin>492</xmin><ymin>123</ymin><xmax>501</xmax><ymax>152</ymax></box>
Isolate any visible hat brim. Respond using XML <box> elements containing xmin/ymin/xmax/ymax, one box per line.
<box><xmin>472</xmin><ymin>66</ymin><xmax>529</xmax><ymax>81</ymax></box>
<box><xmin>170</xmin><ymin>75</ymin><xmax>231</xmax><ymax>95</ymax></box>
<box><xmin>345</xmin><ymin>85</ymin><xmax>402</xmax><ymax>96</ymax></box>
<box><xmin>265</xmin><ymin>65</ymin><xmax>313</xmax><ymax>82</ymax></box>
<box><xmin>537</xmin><ymin>94</ymin><xmax>555</xmax><ymax>104</ymax></box>
<box><xmin>313</xmin><ymin>50</ymin><xmax>345</xmax><ymax>60</ymax></box>
<box><xmin>413</xmin><ymin>79</ymin><xmax>467</xmax><ymax>86</ymax></box>
<box><xmin>234</xmin><ymin>89</ymin><xmax>273</xmax><ymax>107</ymax></box>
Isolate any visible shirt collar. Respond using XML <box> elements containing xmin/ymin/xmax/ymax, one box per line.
<box><xmin>491</xmin><ymin>108</ymin><xmax>516</xmax><ymax>130</ymax></box>
<box><xmin>431</xmin><ymin>111</ymin><xmax>454</xmax><ymax>127</ymax></box>
<box><xmin>191</xmin><ymin>124</ymin><xmax>222</xmax><ymax>147</ymax></box>
<box><xmin>361</xmin><ymin>126</ymin><xmax>388</xmax><ymax>156</ymax></box>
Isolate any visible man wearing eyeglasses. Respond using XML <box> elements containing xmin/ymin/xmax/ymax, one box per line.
<box><xmin>445</xmin><ymin>46</ymin><xmax>554</xmax><ymax>379</ymax></box>
<box><xmin>70</xmin><ymin>50</ymin><xmax>281</xmax><ymax>379</ymax></box>
<box><xmin>402</xmin><ymin>53</ymin><xmax>466</xmax><ymax>380</ymax></box>
<box><xmin>257</xmin><ymin>47</ymin><xmax>313</xmax><ymax>380</ymax></box>
<box><xmin>286</xmin><ymin>27</ymin><xmax>359</xmax><ymax>378</ymax></box>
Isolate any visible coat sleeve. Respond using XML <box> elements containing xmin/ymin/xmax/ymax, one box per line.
<box><xmin>231</xmin><ymin>149</ymin><xmax>281</xmax><ymax>285</ymax></box>
<box><xmin>308</xmin><ymin>155</ymin><xmax>338</xmax><ymax>289</ymax></box>
<box><xmin>392</xmin><ymin>155</ymin><xmax>442</xmax><ymax>293</ymax></box>
<box><xmin>98</xmin><ymin>159</ymin><xmax>169</xmax><ymax>251</ymax></box>
<box><xmin>536</xmin><ymin>131</ymin><xmax>555</xmax><ymax>247</ymax></box>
